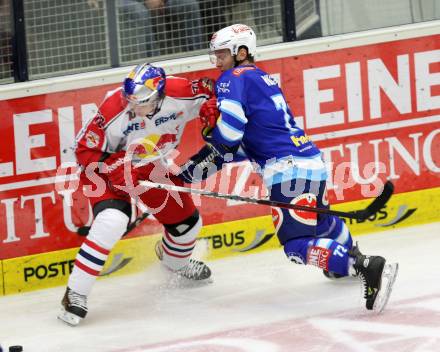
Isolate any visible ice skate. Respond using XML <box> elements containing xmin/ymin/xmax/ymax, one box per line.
<box><xmin>155</xmin><ymin>240</ymin><xmax>212</xmax><ymax>281</ymax></box>
<box><xmin>57</xmin><ymin>287</ymin><xmax>88</xmax><ymax>326</ymax></box>
<box><xmin>350</xmin><ymin>245</ymin><xmax>398</xmax><ymax>313</ymax></box>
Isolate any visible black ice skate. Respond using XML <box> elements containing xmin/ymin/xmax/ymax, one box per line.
<box><xmin>350</xmin><ymin>244</ymin><xmax>398</xmax><ymax>313</ymax></box>
<box><xmin>57</xmin><ymin>287</ymin><xmax>88</xmax><ymax>326</ymax></box>
<box><xmin>155</xmin><ymin>240</ymin><xmax>212</xmax><ymax>281</ymax></box>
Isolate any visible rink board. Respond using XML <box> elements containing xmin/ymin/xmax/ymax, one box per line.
<box><xmin>0</xmin><ymin>215</ymin><xmax>277</xmax><ymax>295</ymax></box>
<box><xmin>1</xmin><ymin>185</ymin><xmax>439</xmax><ymax>295</ymax></box>
<box><xmin>1</xmin><ymin>25</ymin><xmax>439</xmax><ymax>262</ymax></box>
<box><xmin>334</xmin><ymin>185</ymin><xmax>440</xmax><ymax>233</ymax></box>
<box><xmin>0</xmin><ymin>21</ymin><xmax>439</xmax><ymax>295</ymax></box>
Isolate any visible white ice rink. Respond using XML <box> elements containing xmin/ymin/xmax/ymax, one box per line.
<box><xmin>1</xmin><ymin>221</ymin><xmax>440</xmax><ymax>352</ymax></box>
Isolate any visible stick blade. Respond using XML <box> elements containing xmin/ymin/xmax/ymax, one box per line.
<box><xmin>355</xmin><ymin>181</ymin><xmax>394</xmax><ymax>221</ymax></box>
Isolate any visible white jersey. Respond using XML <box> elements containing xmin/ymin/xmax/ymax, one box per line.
<box><xmin>75</xmin><ymin>77</ymin><xmax>210</xmax><ymax>168</ymax></box>
<box><xmin>105</xmin><ymin>93</ymin><xmax>205</xmax><ymax>164</ymax></box>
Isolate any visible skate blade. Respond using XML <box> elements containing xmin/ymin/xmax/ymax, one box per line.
<box><xmin>160</xmin><ymin>268</ymin><xmax>213</xmax><ymax>288</ymax></box>
<box><xmin>373</xmin><ymin>262</ymin><xmax>399</xmax><ymax>313</ymax></box>
<box><xmin>168</xmin><ymin>273</ymin><xmax>213</xmax><ymax>288</ymax></box>
<box><xmin>155</xmin><ymin>240</ymin><xmax>163</xmax><ymax>261</ymax></box>
<box><xmin>57</xmin><ymin>308</ymin><xmax>83</xmax><ymax>326</ymax></box>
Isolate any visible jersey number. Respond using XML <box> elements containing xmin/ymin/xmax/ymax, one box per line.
<box><xmin>271</xmin><ymin>94</ymin><xmax>295</xmax><ymax>132</ymax></box>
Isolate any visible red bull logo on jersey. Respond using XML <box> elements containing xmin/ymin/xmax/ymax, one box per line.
<box><xmin>288</xmin><ymin>193</ymin><xmax>317</xmax><ymax>226</ymax></box>
<box><xmin>133</xmin><ymin>133</ymin><xmax>177</xmax><ymax>159</ymax></box>
<box><xmin>85</xmin><ymin>131</ymin><xmax>100</xmax><ymax>148</ymax></box>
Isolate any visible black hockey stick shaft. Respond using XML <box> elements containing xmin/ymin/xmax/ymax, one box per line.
<box><xmin>77</xmin><ymin>211</ymin><xmax>150</xmax><ymax>237</ymax></box>
<box><xmin>140</xmin><ymin>180</ymin><xmax>394</xmax><ymax>221</ymax></box>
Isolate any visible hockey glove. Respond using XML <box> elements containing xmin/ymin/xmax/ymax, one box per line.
<box><xmin>199</xmin><ymin>97</ymin><xmax>220</xmax><ymax>137</ymax></box>
<box><xmin>177</xmin><ymin>142</ymin><xmax>238</xmax><ymax>184</ymax></box>
<box><xmin>102</xmin><ymin>151</ymin><xmax>139</xmax><ymax>196</ymax></box>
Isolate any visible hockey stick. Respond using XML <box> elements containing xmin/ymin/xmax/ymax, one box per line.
<box><xmin>140</xmin><ymin>180</ymin><xmax>394</xmax><ymax>221</ymax></box>
<box><xmin>77</xmin><ymin>211</ymin><xmax>150</xmax><ymax>237</ymax></box>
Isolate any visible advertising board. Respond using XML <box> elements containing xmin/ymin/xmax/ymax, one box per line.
<box><xmin>0</xmin><ymin>27</ymin><xmax>438</xmax><ymax>294</ymax></box>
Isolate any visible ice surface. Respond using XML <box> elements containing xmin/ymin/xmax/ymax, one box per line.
<box><xmin>1</xmin><ymin>222</ymin><xmax>440</xmax><ymax>352</ymax></box>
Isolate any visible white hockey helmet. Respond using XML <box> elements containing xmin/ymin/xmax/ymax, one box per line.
<box><xmin>209</xmin><ymin>24</ymin><xmax>257</xmax><ymax>63</ymax></box>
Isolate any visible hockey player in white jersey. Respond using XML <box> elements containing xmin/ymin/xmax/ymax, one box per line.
<box><xmin>58</xmin><ymin>63</ymin><xmax>215</xmax><ymax>326</ymax></box>
<box><xmin>177</xmin><ymin>24</ymin><xmax>398</xmax><ymax>313</ymax></box>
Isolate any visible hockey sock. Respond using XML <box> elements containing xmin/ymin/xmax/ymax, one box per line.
<box><xmin>160</xmin><ymin>230</ymin><xmax>196</xmax><ymax>271</ymax></box>
<box><xmin>316</xmin><ymin>214</ymin><xmax>353</xmax><ymax>248</ymax></box>
<box><xmin>160</xmin><ymin>215</ymin><xmax>202</xmax><ymax>271</ymax></box>
<box><xmin>284</xmin><ymin>237</ymin><xmax>351</xmax><ymax>276</ymax></box>
<box><xmin>68</xmin><ymin>208</ymin><xmax>129</xmax><ymax>295</ymax></box>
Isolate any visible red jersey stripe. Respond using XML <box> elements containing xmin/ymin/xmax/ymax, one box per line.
<box><xmin>75</xmin><ymin>259</ymin><xmax>100</xmax><ymax>276</ymax></box>
<box><xmin>84</xmin><ymin>238</ymin><xmax>110</xmax><ymax>255</ymax></box>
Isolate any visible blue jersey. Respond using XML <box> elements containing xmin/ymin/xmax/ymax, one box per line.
<box><xmin>212</xmin><ymin>64</ymin><xmax>327</xmax><ymax>185</ymax></box>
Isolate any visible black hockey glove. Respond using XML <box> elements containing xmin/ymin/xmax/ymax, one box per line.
<box><xmin>177</xmin><ymin>141</ymin><xmax>238</xmax><ymax>184</ymax></box>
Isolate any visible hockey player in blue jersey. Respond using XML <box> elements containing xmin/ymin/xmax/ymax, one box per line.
<box><xmin>177</xmin><ymin>24</ymin><xmax>398</xmax><ymax>312</ymax></box>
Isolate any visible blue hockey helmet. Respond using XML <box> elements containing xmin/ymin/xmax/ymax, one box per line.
<box><xmin>122</xmin><ymin>63</ymin><xmax>166</xmax><ymax>108</ymax></box>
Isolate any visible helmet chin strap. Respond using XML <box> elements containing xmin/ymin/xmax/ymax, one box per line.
<box><xmin>145</xmin><ymin>95</ymin><xmax>165</xmax><ymax>119</ymax></box>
